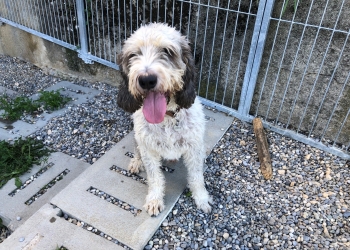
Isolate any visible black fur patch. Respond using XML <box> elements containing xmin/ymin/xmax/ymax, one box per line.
<box><xmin>175</xmin><ymin>41</ymin><xmax>197</xmax><ymax>109</ymax></box>
<box><xmin>117</xmin><ymin>71</ymin><xmax>143</xmax><ymax>113</ymax></box>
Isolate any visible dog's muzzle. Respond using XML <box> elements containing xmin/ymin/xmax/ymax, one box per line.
<box><xmin>139</xmin><ymin>74</ymin><xmax>157</xmax><ymax>90</ymax></box>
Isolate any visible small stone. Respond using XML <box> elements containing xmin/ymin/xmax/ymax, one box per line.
<box><xmin>16</xmin><ymin>216</ymin><xmax>21</xmax><ymax>221</ymax></box>
<box><xmin>268</xmin><ymin>218</ymin><xmax>276</xmax><ymax>225</ymax></box>
<box><xmin>19</xmin><ymin>237</ymin><xmax>25</xmax><ymax>242</ymax></box>
<box><xmin>278</xmin><ymin>170</ymin><xmax>286</xmax><ymax>175</ymax></box>
<box><xmin>304</xmin><ymin>154</ymin><xmax>311</xmax><ymax>160</ymax></box>
<box><xmin>173</xmin><ymin>209</ymin><xmax>178</xmax><ymax>215</ymax></box>
<box><xmin>223</xmin><ymin>233</ymin><xmax>229</xmax><ymax>239</ymax></box>
<box><xmin>325</xmin><ymin>167</ymin><xmax>332</xmax><ymax>180</ymax></box>
<box><xmin>47</xmin><ymin>129</ymin><xmax>52</xmax><ymax>135</ymax></box>
<box><xmin>239</xmin><ymin>140</ymin><xmax>246</xmax><ymax>146</ymax></box>
<box><xmin>87</xmin><ymin>226</ymin><xmax>93</xmax><ymax>231</ymax></box>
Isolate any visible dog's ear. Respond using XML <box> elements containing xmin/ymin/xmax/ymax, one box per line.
<box><xmin>117</xmin><ymin>54</ymin><xmax>143</xmax><ymax>113</ymax></box>
<box><xmin>175</xmin><ymin>39</ymin><xmax>197</xmax><ymax>109</ymax></box>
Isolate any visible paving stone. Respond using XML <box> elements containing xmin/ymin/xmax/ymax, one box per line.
<box><xmin>0</xmin><ymin>152</ymin><xmax>90</xmax><ymax>231</ymax></box>
<box><xmin>0</xmin><ymin>81</ymin><xmax>100</xmax><ymax>140</ymax></box>
<box><xmin>0</xmin><ymin>86</ymin><xmax>18</xmax><ymax>96</ymax></box>
<box><xmin>50</xmin><ymin>108</ymin><xmax>233</xmax><ymax>250</ymax></box>
<box><xmin>0</xmin><ymin>204</ymin><xmax>122</xmax><ymax>250</ymax></box>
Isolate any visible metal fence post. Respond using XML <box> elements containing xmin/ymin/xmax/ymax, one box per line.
<box><xmin>238</xmin><ymin>0</ymin><xmax>275</xmax><ymax>116</ymax></box>
<box><xmin>76</xmin><ymin>0</ymin><xmax>93</xmax><ymax>64</ymax></box>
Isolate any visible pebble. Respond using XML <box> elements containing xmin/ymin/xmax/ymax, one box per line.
<box><xmin>278</xmin><ymin>170</ymin><xmax>286</xmax><ymax>175</ymax></box>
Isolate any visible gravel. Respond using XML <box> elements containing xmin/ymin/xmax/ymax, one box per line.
<box><xmin>0</xmin><ymin>55</ymin><xmax>61</xmax><ymax>96</ymax></box>
<box><xmin>30</xmin><ymin>81</ymin><xmax>132</xmax><ymax>164</ymax></box>
<box><xmin>148</xmin><ymin>120</ymin><xmax>350</xmax><ymax>250</ymax></box>
<box><xmin>1</xmin><ymin>54</ymin><xmax>349</xmax><ymax>249</ymax></box>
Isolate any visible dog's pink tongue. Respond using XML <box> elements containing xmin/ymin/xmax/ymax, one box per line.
<box><xmin>142</xmin><ymin>92</ymin><xmax>166</xmax><ymax>124</ymax></box>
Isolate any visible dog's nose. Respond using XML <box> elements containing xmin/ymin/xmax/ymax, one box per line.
<box><xmin>139</xmin><ymin>75</ymin><xmax>157</xmax><ymax>90</ymax></box>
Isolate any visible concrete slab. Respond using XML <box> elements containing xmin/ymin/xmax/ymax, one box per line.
<box><xmin>51</xmin><ymin>107</ymin><xmax>234</xmax><ymax>250</ymax></box>
<box><xmin>0</xmin><ymin>86</ymin><xmax>18</xmax><ymax>96</ymax></box>
<box><xmin>0</xmin><ymin>204</ymin><xmax>123</xmax><ymax>250</ymax></box>
<box><xmin>0</xmin><ymin>81</ymin><xmax>101</xmax><ymax>140</ymax></box>
<box><xmin>0</xmin><ymin>152</ymin><xmax>90</xmax><ymax>231</ymax></box>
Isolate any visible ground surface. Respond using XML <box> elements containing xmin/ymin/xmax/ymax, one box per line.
<box><xmin>0</xmin><ymin>54</ymin><xmax>349</xmax><ymax>249</ymax></box>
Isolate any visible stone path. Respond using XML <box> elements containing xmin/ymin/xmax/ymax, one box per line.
<box><xmin>0</xmin><ymin>81</ymin><xmax>233</xmax><ymax>250</ymax></box>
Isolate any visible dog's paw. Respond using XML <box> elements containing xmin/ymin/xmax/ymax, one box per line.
<box><xmin>144</xmin><ymin>199</ymin><xmax>165</xmax><ymax>216</ymax></box>
<box><xmin>128</xmin><ymin>158</ymin><xmax>144</xmax><ymax>173</ymax></box>
<box><xmin>194</xmin><ymin>195</ymin><xmax>213</xmax><ymax>214</ymax></box>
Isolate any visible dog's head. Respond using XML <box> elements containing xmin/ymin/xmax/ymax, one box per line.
<box><xmin>117</xmin><ymin>23</ymin><xmax>196</xmax><ymax>123</ymax></box>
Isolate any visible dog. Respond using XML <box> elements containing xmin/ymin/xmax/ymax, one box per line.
<box><xmin>117</xmin><ymin>23</ymin><xmax>211</xmax><ymax>216</ymax></box>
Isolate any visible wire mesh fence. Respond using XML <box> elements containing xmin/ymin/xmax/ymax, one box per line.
<box><xmin>0</xmin><ymin>0</ymin><xmax>80</xmax><ymax>48</ymax></box>
<box><xmin>0</xmin><ymin>0</ymin><xmax>349</xmax><ymax>158</ymax></box>
<box><xmin>250</xmin><ymin>0</ymin><xmax>350</xmax><ymax>153</ymax></box>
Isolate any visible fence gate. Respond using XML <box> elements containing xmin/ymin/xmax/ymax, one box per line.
<box><xmin>0</xmin><ymin>0</ymin><xmax>349</xmax><ymax>159</ymax></box>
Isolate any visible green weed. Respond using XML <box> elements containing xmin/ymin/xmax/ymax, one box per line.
<box><xmin>0</xmin><ymin>90</ymin><xmax>71</xmax><ymax>121</ymax></box>
<box><xmin>37</xmin><ymin>89</ymin><xmax>71</xmax><ymax>110</ymax></box>
<box><xmin>0</xmin><ymin>138</ymin><xmax>51</xmax><ymax>189</ymax></box>
<box><xmin>0</xmin><ymin>95</ymin><xmax>39</xmax><ymax>121</ymax></box>
<box><xmin>185</xmin><ymin>190</ymin><xmax>192</xmax><ymax>197</ymax></box>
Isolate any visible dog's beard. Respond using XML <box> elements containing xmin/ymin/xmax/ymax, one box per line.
<box><xmin>142</xmin><ymin>91</ymin><xmax>167</xmax><ymax>124</ymax></box>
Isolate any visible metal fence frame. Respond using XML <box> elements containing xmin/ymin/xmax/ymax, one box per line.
<box><xmin>0</xmin><ymin>0</ymin><xmax>349</xmax><ymax>160</ymax></box>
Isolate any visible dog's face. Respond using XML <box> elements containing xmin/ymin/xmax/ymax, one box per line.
<box><xmin>117</xmin><ymin>23</ymin><xmax>196</xmax><ymax>123</ymax></box>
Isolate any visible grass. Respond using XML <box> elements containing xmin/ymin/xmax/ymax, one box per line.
<box><xmin>0</xmin><ymin>90</ymin><xmax>71</xmax><ymax>121</ymax></box>
<box><xmin>0</xmin><ymin>137</ymin><xmax>51</xmax><ymax>189</ymax></box>
<box><xmin>282</xmin><ymin>0</ymin><xmax>299</xmax><ymax>16</ymax></box>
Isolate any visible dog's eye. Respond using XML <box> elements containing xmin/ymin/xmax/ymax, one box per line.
<box><xmin>129</xmin><ymin>53</ymin><xmax>138</xmax><ymax>59</ymax></box>
<box><xmin>163</xmin><ymin>48</ymin><xmax>172</xmax><ymax>57</ymax></box>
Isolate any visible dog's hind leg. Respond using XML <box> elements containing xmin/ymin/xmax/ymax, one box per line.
<box><xmin>183</xmin><ymin>148</ymin><xmax>212</xmax><ymax>213</ymax></box>
<box><xmin>128</xmin><ymin>138</ymin><xmax>144</xmax><ymax>173</ymax></box>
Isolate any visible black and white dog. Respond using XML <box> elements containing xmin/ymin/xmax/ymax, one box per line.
<box><xmin>117</xmin><ymin>23</ymin><xmax>211</xmax><ymax>216</ymax></box>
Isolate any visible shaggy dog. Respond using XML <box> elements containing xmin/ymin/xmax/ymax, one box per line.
<box><xmin>117</xmin><ymin>23</ymin><xmax>211</xmax><ymax>216</ymax></box>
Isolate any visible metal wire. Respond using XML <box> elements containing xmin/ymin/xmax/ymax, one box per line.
<box><xmin>296</xmin><ymin>0</ymin><xmax>332</xmax><ymax>133</ymax></box>
<box><xmin>265</xmin><ymin>0</ymin><xmax>301</xmax><ymax>120</ymax></box>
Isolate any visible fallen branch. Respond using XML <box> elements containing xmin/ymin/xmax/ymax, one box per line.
<box><xmin>253</xmin><ymin>118</ymin><xmax>273</xmax><ymax>180</ymax></box>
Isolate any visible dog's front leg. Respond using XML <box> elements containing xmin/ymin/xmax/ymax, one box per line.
<box><xmin>183</xmin><ymin>148</ymin><xmax>212</xmax><ymax>213</ymax></box>
<box><xmin>128</xmin><ymin>138</ymin><xmax>144</xmax><ymax>173</ymax></box>
<box><xmin>140</xmin><ymin>150</ymin><xmax>165</xmax><ymax>216</ymax></box>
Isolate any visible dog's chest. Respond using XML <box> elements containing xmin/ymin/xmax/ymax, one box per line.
<box><xmin>133</xmin><ymin>107</ymin><xmax>204</xmax><ymax>159</ymax></box>
<box><xmin>144</xmin><ymin>117</ymin><xmax>192</xmax><ymax>148</ymax></box>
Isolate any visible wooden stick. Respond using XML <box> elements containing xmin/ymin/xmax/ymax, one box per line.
<box><xmin>253</xmin><ymin>118</ymin><xmax>273</xmax><ymax>180</ymax></box>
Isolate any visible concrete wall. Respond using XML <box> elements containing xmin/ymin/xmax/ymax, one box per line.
<box><xmin>0</xmin><ymin>23</ymin><xmax>123</xmax><ymax>86</ymax></box>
